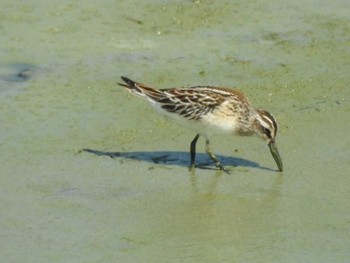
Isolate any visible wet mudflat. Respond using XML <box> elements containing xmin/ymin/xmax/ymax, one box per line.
<box><xmin>1</xmin><ymin>1</ymin><xmax>349</xmax><ymax>262</ymax></box>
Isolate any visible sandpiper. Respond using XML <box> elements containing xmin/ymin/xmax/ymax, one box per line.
<box><xmin>118</xmin><ymin>76</ymin><xmax>283</xmax><ymax>173</ymax></box>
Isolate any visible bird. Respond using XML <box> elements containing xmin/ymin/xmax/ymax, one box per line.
<box><xmin>118</xmin><ymin>76</ymin><xmax>283</xmax><ymax>173</ymax></box>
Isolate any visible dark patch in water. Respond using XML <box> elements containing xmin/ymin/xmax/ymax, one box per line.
<box><xmin>1</xmin><ymin>63</ymin><xmax>35</xmax><ymax>82</ymax></box>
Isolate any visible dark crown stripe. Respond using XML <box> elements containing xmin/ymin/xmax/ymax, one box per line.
<box><xmin>259</xmin><ymin>110</ymin><xmax>278</xmax><ymax>133</ymax></box>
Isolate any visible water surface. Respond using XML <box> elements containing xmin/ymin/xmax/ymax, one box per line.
<box><xmin>1</xmin><ymin>0</ymin><xmax>349</xmax><ymax>262</ymax></box>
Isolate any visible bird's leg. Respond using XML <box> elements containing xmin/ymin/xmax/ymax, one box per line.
<box><xmin>205</xmin><ymin>139</ymin><xmax>229</xmax><ymax>173</ymax></box>
<box><xmin>189</xmin><ymin>134</ymin><xmax>200</xmax><ymax>170</ymax></box>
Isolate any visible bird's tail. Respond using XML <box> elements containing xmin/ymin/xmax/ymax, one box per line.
<box><xmin>118</xmin><ymin>76</ymin><xmax>164</xmax><ymax>102</ymax></box>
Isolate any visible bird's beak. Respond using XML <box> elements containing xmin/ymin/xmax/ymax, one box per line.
<box><xmin>268</xmin><ymin>140</ymin><xmax>283</xmax><ymax>172</ymax></box>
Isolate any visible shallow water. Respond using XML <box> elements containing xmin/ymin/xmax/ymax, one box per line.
<box><xmin>1</xmin><ymin>0</ymin><xmax>350</xmax><ymax>262</ymax></box>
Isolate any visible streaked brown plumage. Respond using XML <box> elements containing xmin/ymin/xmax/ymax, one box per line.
<box><xmin>118</xmin><ymin>76</ymin><xmax>283</xmax><ymax>173</ymax></box>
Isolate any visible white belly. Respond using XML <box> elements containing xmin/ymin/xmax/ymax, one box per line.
<box><xmin>152</xmin><ymin>103</ymin><xmax>245</xmax><ymax>138</ymax></box>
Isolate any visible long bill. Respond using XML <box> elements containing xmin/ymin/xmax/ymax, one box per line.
<box><xmin>268</xmin><ymin>140</ymin><xmax>283</xmax><ymax>172</ymax></box>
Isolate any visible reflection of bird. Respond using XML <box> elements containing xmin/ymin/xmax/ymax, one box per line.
<box><xmin>118</xmin><ymin>76</ymin><xmax>283</xmax><ymax>173</ymax></box>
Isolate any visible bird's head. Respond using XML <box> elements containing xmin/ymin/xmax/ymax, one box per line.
<box><xmin>255</xmin><ymin>109</ymin><xmax>283</xmax><ymax>172</ymax></box>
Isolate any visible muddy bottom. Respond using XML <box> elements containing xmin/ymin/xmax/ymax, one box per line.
<box><xmin>1</xmin><ymin>0</ymin><xmax>349</xmax><ymax>262</ymax></box>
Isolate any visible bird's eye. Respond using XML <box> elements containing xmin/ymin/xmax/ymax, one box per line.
<box><xmin>263</xmin><ymin>127</ymin><xmax>271</xmax><ymax>138</ymax></box>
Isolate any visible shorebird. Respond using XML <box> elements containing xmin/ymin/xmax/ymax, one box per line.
<box><xmin>118</xmin><ymin>76</ymin><xmax>283</xmax><ymax>173</ymax></box>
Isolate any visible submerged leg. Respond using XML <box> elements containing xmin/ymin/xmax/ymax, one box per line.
<box><xmin>190</xmin><ymin>134</ymin><xmax>200</xmax><ymax>170</ymax></box>
<box><xmin>205</xmin><ymin>139</ymin><xmax>229</xmax><ymax>173</ymax></box>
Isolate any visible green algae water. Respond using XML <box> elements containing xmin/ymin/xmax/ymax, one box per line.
<box><xmin>1</xmin><ymin>0</ymin><xmax>349</xmax><ymax>262</ymax></box>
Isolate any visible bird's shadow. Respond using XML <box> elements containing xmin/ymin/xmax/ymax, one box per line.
<box><xmin>81</xmin><ymin>148</ymin><xmax>275</xmax><ymax>172</ymax></box>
